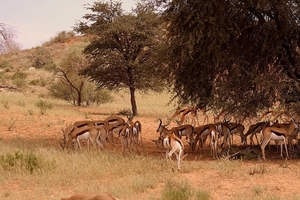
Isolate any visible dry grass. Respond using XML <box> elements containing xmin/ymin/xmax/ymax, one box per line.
<box><xmin>0</xmin><ymin>92</ymin><xmax>300</xmax><ymax>200</ymax></box>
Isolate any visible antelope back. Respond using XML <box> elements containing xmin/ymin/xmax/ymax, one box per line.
<box><xmin>105</xmin><ymin>116</ymin><xmax>125</xmax><ymax>126</ymax></box>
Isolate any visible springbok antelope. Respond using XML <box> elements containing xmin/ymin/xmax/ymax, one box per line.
<box><xmin>73</xmin><ymin>120</ymin><xmax>95</xmax><ymax>128</ymax></box>
<box><xmin>168</xmin><ymin>106</ymin><xmax>189</xmax><ymax>124</ymax></box>
<box><xmin>260</xmin><ymin>119</ymin><xmax>299</xmax><ymax>160</ymax></box>
<box><xmin>126</xmin><ymin>115</ymin><xmax>143</xmax><ymax>145</ymax></box>
<box><xmin>61</xmin><ymin>192</ymin><xmax>119</xmax><ymax>200</ymax></box>
<box><xmin>177</xmin><ymin>106</ymin><xmax>199</xmax><ymax>126</ymax></box>
<box><xmin>104</xmin><ymin>116</ymin><xmax>125</xmax><ymax>126</ymax></box>
<box><xmin>215</xmin><ymin>120</ymin><xmax>231</xmax><ymax>152</ymax></box>
<box><xmin>156</xmin><ymin>119</ymin><xmax>195</xmax><ymax>151</ymax></box>
<box><xmin>93</xmin><ymin>120</ymin><xmax>122</xmax><ymax>145</ymax></box>
<box><xmin>63</xmin><ymin>125</ymin><xmax>105</xmax><ymax>151</ymax></box>
<box><xmin>194</xmin><ymin>124</ymin><xmax>215</xmax><ymax>150</ymax></box>
<box><xmin>154</xmin><ymin>131</ymin><xmax>186</xmax><ymax>171</ymax></box>
<box><xmin>194</xmin><ymin>124</ymin><xmax>220</xmax><ymax>159</ymax></box>
<box><xmin>228</xmin><ymin>122</ymin><xmax>245</xmax><ymax>145</ymax></box>
<box><xmin>243</xmin><ymin>121</ymin><xmax>270</xmax><ymax>146</ymax></box>
<box><xmin>209</xmin><ymin>129</ymin><xmax>219</xmax><ymax>159</ymax></box>
<box><xmin>118</xmin><ymin>123</ymin><xmax>138</xmax><ymax>154</ymax></box>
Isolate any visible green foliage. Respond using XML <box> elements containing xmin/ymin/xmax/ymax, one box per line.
<box><xmin>43</xmin><ymin>31</ymin><xmax>75</xmax><ymax>46</ymax></box>
<box><xmin>0</xmin><ymin>59</ymin><xmax>11</xmax><ymax>69</ymax></box>
<box><xmin>11</xmin><ymin>71</ymin><xmax>27</xmax><ymax>87</ymax></box>
<box><xmin>0</xmin><ymin>151</ymin><xmax>54</xmax><ymax>174</ymax></box>
<box><xmin>35</xmin><ymin>99</ymin><xmax>53</xmax><ymax>115</ymax></box>
<box><xmin>161</xmin><ymin>180</ymin><xmax>192</xmax><ymax>200</ymax></box>
<box><xmin>161</xmin><ymin>0</ymin><xmax>300</xmax><ymax>118</ymax></box>
<box><xmin>0</xmin><ymin>71</ymin><xmax>7</xmax><ymax>83</ymax></box>
<box><xmin>29</xmin><ymin>77</ymin><xmax>47</xmax><ymax>87</ymax></box>
<box><xmin>12</xmin><ymin>78</ymin><xmax>26</xmax><ymax>88</ymax></box>
<box><xmin>117</xmin><ymin>108</ymin><xmax>132</xmax><ymax>116</ymax></box>
<box><xmin>31</xmin><ymin>47</ymin><xmax>54</xmax><ymax>69</ymax></box>
<box><xmin>194</xmin><ymin>189</ymin><xmax>211</xmax><ymax>200</ymax></box>
<box><xmin>48</xmin><ymin>81</ymin><xmax>71</xmax><ymax>101</ymax></box>
<box><xmin>49</xmin><ymin>81</ymin><xmax>113</xmax><ymax>106</ymax></box>
<box><xmin>75</xmin><ymin>1</ymin><xmax>166</xmax><ymax>115</ymax></box>
<box><xmin>11</xmin><ymin>71</ymin><xmax>27</xmax><ymax>80</ymax></box>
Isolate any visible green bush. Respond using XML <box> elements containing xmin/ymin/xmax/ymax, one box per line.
<box><xmin>12</xmin><ymin>78</ymin><xmax>27</xmax><ymax>88</ymax></box>
<box><xmin>161</xmin><ymin>180</ymin><xmax>192</xmax><ymax>200</ymax></box>
<box><xmin>29</xmin><ymin>77</ymin><xmax>47</xmax><ymax>87</ymax></box>
<box><xmin>0</xmin><ymin>151</ymin><xmax>43</xmax><ymax>174</ymax></box>
<box><xmin>11</xmin><ymin>71</ymin><xmax>27</xmax><ymax>80</ymax></box>
<box><xmin>118</xmin><ymin>108</ymin><xmax>132</xmax><ymax>116</ymax></box>
<box><xmin>31</xmin><ymin>47</ymin><xmax>53</xmax><ymax>69</ymax></box>
<box><xmin>0</xmin><ymin>59</ymin><xmax>11</xmax><ymax>69</ymax></box>
<box><xmin>35</xmin><ymin>99</ymin><xmax>53</xmax><ymax>115</ymax></box>
<box><xmin>43</xmin><ymin>31</ymin><xmax>75</xmax><ymax>46</ymax></box>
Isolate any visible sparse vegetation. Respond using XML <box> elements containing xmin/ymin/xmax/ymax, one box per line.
<box><xmin>161</xmin><ymin>180</ymin><xmax>192</xmax><ymax>200</ymax></box>
<box><xmin>35</xmin><ymin>99</ymin><xmax>53</xmax><ymax>115</ymax></box>
<box><xmin>42</xmin><ymin>31</ymin><xmax>75</xmax><ymax>46</ymax></box>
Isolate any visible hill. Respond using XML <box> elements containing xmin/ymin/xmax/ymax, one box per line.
<box><xmin>0</xmin><ymin>35</ymin><xmax>89</xmax><ymax>96</ymax></box>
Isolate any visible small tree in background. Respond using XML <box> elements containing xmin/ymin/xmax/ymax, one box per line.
<box><xmin>31</xmin><ymin>47</ymin><xmax>55</xmax><ymax>70</ymax></box>
<box><xmin>54</xmin><ymin>41</ymin><xmax>113</xmax><ymax>106</ymax></box>
<box><xmin>56</xmin><ymin>42</ymin><xmax>89</xmax><ymax>106</ymax></box>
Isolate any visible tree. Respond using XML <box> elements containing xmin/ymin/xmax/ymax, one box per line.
<box><xmin>160</xmin><ymin>0</ymin><xmax>300</xmax><ymax>118</ymax></box>
<box><xmin>54</xmin><ymin>41</ymin><xmax>113</xmax><ymax>106</ymax></box>
<box><xmin>0</xmin><ymin>23</ymin><xmax>20</xmax><ymax>54</ymax></box>
<box><xmin>74</xmin><ymin>0</ymin><xmax>165</xmax><ymax>116</ymax></box>
<box><xmin>57</xmin><ymin>42</ymin><xmax>90</xmax><ymax>106</ymax></box>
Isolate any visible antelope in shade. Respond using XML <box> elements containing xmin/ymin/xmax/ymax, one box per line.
<box><xmin>156</xmin><ymin>119</ymin><xmax>195</xmax><ymax>151</ymax></box>
<box><xmin>194</xmin><ymin>123</ymin><xmax>220</xmax><ymax>159</ymax></box>
<box><xmin>167</xmin><ymin>106</ymin><xmax>189</xmax><ymax>124</ymax></box>
<box><xmin>215</xmin><ymin>120</ymin><xmax>231</xmax><ymax>153</ymax></box>
<box><xmin>227</xmin><ymin>122</ymin><xmax>245</xmax><ymax>145</ymax></box>
<box><xmin>243</xmin><ymin>121</ymin><xmax>270</xmax><ymax>146</ymax></box>
<box><xmin>177</xmin><ymin>106</ymin><xmax>199</xmax><ymax>126</ymax></box>
<box><xmin>152</xmin><ymin>130</ymin><xmax>186</xmax><ymax>171</ymax></box>
<box><xmin>260</xmin><ymin>119</ymin><xmax>299</xmax><ymax>160</ymax></box>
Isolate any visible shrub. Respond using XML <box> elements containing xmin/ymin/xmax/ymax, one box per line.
<box><xmin>11</xmin><ymin>71</ymin><xmax>27</xmax><ymax>80</ymax></box>
<box><xmin>118</xmin><ymin>108</ymin><xmax>132</xmax><ymax>116</ymax></box>
<box><xmin>0</xmin><ymin>59</ymin><xmax>11</xmax><ymax>69</ymax></box>
<box><xmin>35</xmin><ymin>99</ymin><xmax>53</xmax><ymax>115</ymax></box>
<box><xmin>43</xmin><ymin>31</ymin><xmax>75</xmax><ymax>46</ymax></box>
<box><xmin>12</xmin><ymin>78</ymin><xmax>27</xmax><ymax>88</ymax></box>
<box><xmin>161</xmin><ymin>180</ymin><xmax>192</xmax><ymax>200</ymax></box>
<box><xmin>31</xmin><ymin>47</ymin><xmax>53</xmax><ymax>69</ymax></box>
<box><xmin>0</xmin><ymin>151</ymin><xmax>41</xmax><ymax>174</ymax></box>
<box><xmin>29</xmin><ymin>77</ymin><xmax>47</xmax><ymax>86</ymax></box>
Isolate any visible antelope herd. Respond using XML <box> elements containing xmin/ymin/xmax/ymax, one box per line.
<box><xmin>61</xmin><ymin>106</ymin><xmax>300</xmax><ymax>172</ymax></box>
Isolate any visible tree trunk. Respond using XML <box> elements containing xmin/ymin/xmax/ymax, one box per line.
<box><xmin>77</xmin><ymin>90</ymin><xmax>82</xmax><ymax>106</ymax></box>
<box><xmin>130</xmin><ymin>87</ymin><xmax>138</xmax><ymax>116</ymax></box>
<box><xmin>76</xmin><ymin>81</ymin><xmax>84</xmax><ymax>106</ymax></box>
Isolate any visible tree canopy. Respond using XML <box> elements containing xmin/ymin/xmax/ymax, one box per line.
<box><xmin>74</xmin><ymin>0</ymin><xmax>165</xmax><ymax>116</ymax></box>
<box><xmin>160</xmin><ymin>0</ymin><xmax>300</xmax><ymax>119</ymax></box>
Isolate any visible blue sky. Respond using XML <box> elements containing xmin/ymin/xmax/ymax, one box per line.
<box><xmin>0</xmin><ymin>0</ymin><xmax>136</xmax><ymax>49</ymax></box>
